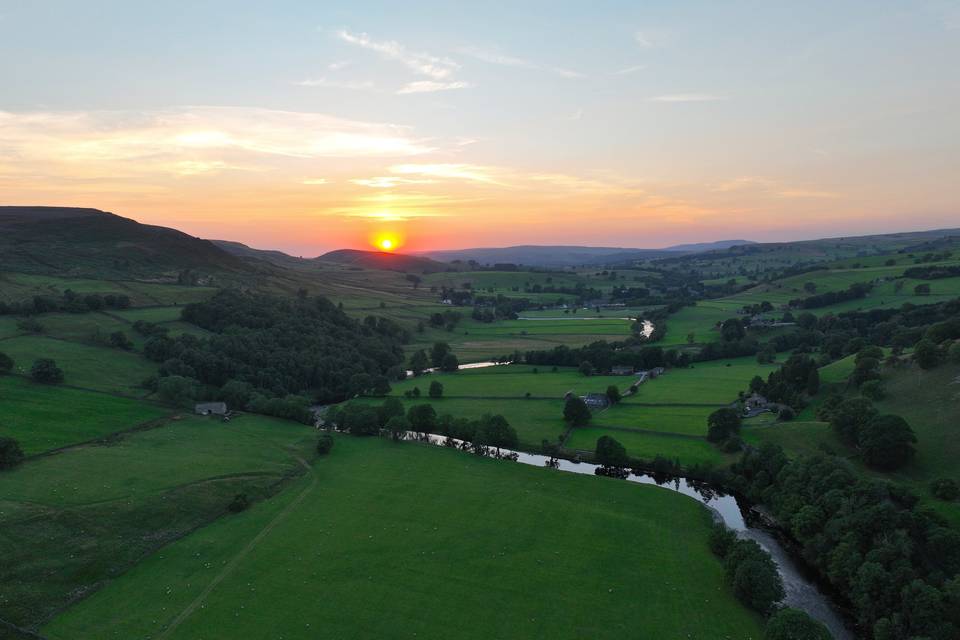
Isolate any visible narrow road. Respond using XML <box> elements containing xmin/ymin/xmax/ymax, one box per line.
<box><xmin>156</xmin><ymin>455</ymin><xmax>316</xmax><ymax>640</ymax></box>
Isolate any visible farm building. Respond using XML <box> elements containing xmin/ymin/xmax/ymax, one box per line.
<box><xmin>611</xmin><ymin>365</ymin><xmax>634</xmax><ymax>376</ymax></box>
<box><xmin>195</xmin><ymin>402</ymin><xmax>228</xmax><ymax>416</ymax></box>
<box><xmin>582</xmin><ymin>393</ymin><xmax>610</xmax><ymax>409</ymax></box>
<box><xmin>649</xmin><ymin>367</ymin><xmax>666</xmax><ymax>378</ymax></box>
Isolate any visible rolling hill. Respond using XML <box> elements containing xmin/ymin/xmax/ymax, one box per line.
<box><xmin>0</xmin><ymin>206</ymin><xmax>250</xmax><ymax>280</ymax></box>
<box><xmin>317</xmin><ymin>249</ymin><xmax>449</xmax><ymax>273</ymax></box>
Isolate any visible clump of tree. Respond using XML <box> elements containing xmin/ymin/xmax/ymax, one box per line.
<box><xmin>732</xmin><ymin>443</ymin><xmax>960</xmax><ymax>639</ymax></box>
<box><xmin>605</xmin><ymin>385</ymin><xmax>621</xmax><ymax>405</ymax></box>
<box><xmin>930</xmin><ymin>478</ymin><xmax>959</xmax><ymax>501</ymax></box>
<box><xmin>819</xmin><ymin>397</ymin><xmax>916</xmax><ymax>470</ymax></box>
<box><xmin>708</xmin><ymin>523</ymin><xmax>784</xmax><ymax>614</ymax></box>
<box><xmin>0</xmin><ymin>290</ymin><xmax>131</xmax><ymax>316</ymax></box>
<box><xmin>141</xmin><ymin>291</ymin><xmax>407</xmax><ymax>421</ymax></box>
<box><xmin>0</xmin><ymin>437</ymin><xmax>25</xmax><ymax>470</ymax></box>
<box><xmin>30</xmin><ymin>358</ymin><xmax>64</xmax><ymax>384</ymax></box>
<box><xmin>428</xmin><ymin>380</ymin><xmax>444</xmax><ymax>398</ymax></box>
<box><xmin>789</xmin><ymin>282</ymin><xmax>871</xmax><ymax>309</ymax></box>
<box><xmin>227</xmin><ymin>493</ymin><xmax>250</xmax><ymax>513</ymax></box>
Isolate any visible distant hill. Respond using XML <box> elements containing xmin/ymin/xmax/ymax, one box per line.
<box><xmin>0</xmin><ymin>206</ymin><xmax>250</xmax><ymax>280</ymax></box>
<box><xmin>317</xmin><ymin>249</ymin><xmax>448</xmax><ymax>274</ymax></box>
<box><xmin>212</xmin><ymin>239</ymin><xmax>308</xmax><ymax>268</ymax></box>
<box><xmin>417</xmin><ymin>240</ymin><xmax>756</xmax><ymax>267</ymax></box>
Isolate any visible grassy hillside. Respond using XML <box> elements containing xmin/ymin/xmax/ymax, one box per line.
<box><xmin>0</xmin><ymin>413</ymin><xmax>316</xmax><ymax>629</ymax></box>
<box><xmin>44</xmin><ymin>436</ymin><xmax>763</xmax><ymax>640</ymax></box>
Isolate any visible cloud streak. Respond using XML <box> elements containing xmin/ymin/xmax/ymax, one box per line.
<box><xmin>458</xmin><ymin>45</ymin><xmax>583</xmax><ymax>78</ymax></box>
<box><xmin>337</xmin><ymin>29</ymin><xmax>459</xmax><ymax>80</ymax></box>
<box><xmin>649</xmin><ymin>93</ymin><xmax>728</xmax><ymax>102</ymax></box>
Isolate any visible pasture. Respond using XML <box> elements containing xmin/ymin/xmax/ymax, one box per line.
<box><xmin>44</xmin><ymin>436</ymin><xmax>763</xmax><ymax>640</ymax></box>
<box><xmin>0</xmin><ymin>413</ymin><xmax>316</xmax><ymax>628</ymax></box>
<box><xmin>0</xmin><ymin>335</ymin><xmax>157</xmax><ymax>396</ymax></box>
<box><xmin>0</xmin><ymin>375</ymin><xmax>169</xmax><ymax>454</ymax></box>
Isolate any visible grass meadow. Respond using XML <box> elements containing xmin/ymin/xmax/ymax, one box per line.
<box><xmin>44</xmin><ymin>435</ymin><xmax>763</xmax><ymax>640</ymax></box>
<box><xmin>0</xmin><ymin>375</ymin><xmax>169</xmax><ymax>454</ymax></box>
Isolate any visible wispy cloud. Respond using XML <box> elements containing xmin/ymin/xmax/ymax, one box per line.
<box><xmin>713</xmin><ymin>176</ymin><xmax>839</xmax><ymax>199</ymax></box>
<box><xmin>0</xmin><ymin>107</ymin><xmax>434</xmax><ymax>182</ymax></box>
<box><xmin>634</xmin><ymin>30</ymin><xmax>656</xmax><ymax>48</ymax></box>
<box><xmin>295</xmin><ymin>77</ymin><xmax>374</xmax><ymax>90</ymax></box>
<box><xmin>396</xmin><ymin>80</ymin><xmax>471</xmax><ymax>95</ymax></box>
<box><xmin>650</xmin><ymin>93</ymin><xmax>728</xmax><ymax>102</ymax></box>
<box><xmin>327</xmin><ymin>60</ymin><xmax>351</xmax><ymax>71</ymax></box>
<box><xmin>560</xmin><ymin>108</ymin><xmax>583</xmax><ymax>121</ymax></box>
<box><xmin>350</xmin><ymin>176</ymin><xmax>435</xmax><ymax>188</ymax></box>
<box><xmin>458</xmin><ymin>45</ymin><xmax>583</xmax><ymax>78</ymax></box>
<box><xmin>302</xmin><ymin>178</ymin><xmax>329</xmax><ymax>185</ymax></box>
<box><xmin>610</xmin><ymin>64</ymin><xmax>647</xmax><ymax>76</ymax></box>
<box><xmin>390</xmin><ymin>163</ymin><xmax>503</xmax><ymax>185</ymax></box>
<box><xmin>337</xmin><ymin>29</ymin><xmax>459</xmax><ymax>80</ymax></box>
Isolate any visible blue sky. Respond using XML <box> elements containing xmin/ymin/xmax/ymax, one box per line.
<box><xmin>0</xmin><ymin>0</ymin><xmax>957</xmax><ymax>253</ymax></box>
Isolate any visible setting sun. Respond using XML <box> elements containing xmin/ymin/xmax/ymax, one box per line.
<box><xmin>379</xmin><ymin>238</ymin><xmax>394</xmax><ymax>251</ymax></box>
<box><xmin>374</xmin><ymin>234</ymin><xmax>401</xmax><ymax>252</ymax></box>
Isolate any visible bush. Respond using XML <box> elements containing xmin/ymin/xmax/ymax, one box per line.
<box><xmin>0</xmin><ymin>351</ymin><xmax>13</xmax><ymax>374</ymax></box>
<box><xmin>428</xmin><ymin>380</ymin><xmax>444</xmax><ymax>398</ymax></box>
<box><xmin>859</xmin><ymin>414</ymin><xmax>917</xmax><ymax>471</ymax></box>
<box><xmin>721</xmin><ymin>435</ymin><xmax>744</xmax><ymax>453</ymax></box>
<box><xmin>563</xmin><ymin>396</ymin><xmax>591</xmax><ymax>426</ymax></box>
<box><xmin>0</xmin><ymin>437</ymin><xmax>25</xmax><ymax>470</ymax></box>
<box><xmin>930</xmin><ymin>478</ymin><xmax>959</xmax><ymax>501</ymax></box>
<box><xmin>316</xmin><ymin>434</ymin><xmax>334</xmax><ymax>455</ymax></box>
<box><xmin>777</xmin><ymin>407</ymin><xmax>795</xmax><ymax>421</ymax></box>
<box><xmin>30</xmin><ymin>358</ymin><xmax>64</xmax><ymax>384</ymax></box>
<box><xmin>764</xmin><ymin>608</ymin><xmax>831</xmax><ymax>640</ymax></box>
<box><xmin>228</xmin><ymin>494</ymin><xmax>250</xmax><ymax>513</ymax></box>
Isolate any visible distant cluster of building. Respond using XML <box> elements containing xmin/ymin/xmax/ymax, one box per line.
<box><xmin>573</xmin><ymin>365</ymin><xmax>667</xmax><ymax>409</ymax></box>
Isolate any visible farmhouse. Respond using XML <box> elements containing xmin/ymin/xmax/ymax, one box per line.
<box><xmin>195</xmin><ymin>402</ymin><xmax>228</xmax><ymax>416</ymax></box>
<box><xmin>582</xmin><ymin>393</ymin><xmax>610</xmax><ymax>409</ymax></box>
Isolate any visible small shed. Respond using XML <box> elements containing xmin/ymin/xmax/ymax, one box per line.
<box><xmin>195</xmin><ymin>402</ymin><xmax>228</xmax><ymax>416</ymax></box>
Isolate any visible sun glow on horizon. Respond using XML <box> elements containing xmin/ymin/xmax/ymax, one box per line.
<box><xmin>373</xmin><ymin>232</ymin><xmax>402</xmax><ymax>252</ymax></box>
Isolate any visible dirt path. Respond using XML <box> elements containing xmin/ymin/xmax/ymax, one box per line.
<box><xmin>156</xmin><ymin>455</ymin><xmax>316</xmax><ymax>640</ymax></box>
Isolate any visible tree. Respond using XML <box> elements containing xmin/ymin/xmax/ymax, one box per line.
<box><xmin>829</xmin><ymin>397</ymin><xmax>877</xmax><ymax>445</ymax></box>
<box><xmin>428</xmin><ymin>380</ymin><xmax>444</xmax><ymax>398</ymax></box>
<box><xmin>409</xmin><ymin>350</ymin><xmax>430</xmax><ymax>376</ymax></box>
<box><xmin>430</xmin><ymin>342</ymin><xmax>451</xmax><ymax>368</ymax></box>
<box><xmin>803</xmin><ymin>281</ymin><xmax>817</xmax><ymax>294</ymax></box>
<box><xmin>605</xmin><ymin>385</ymin><xmax>621</xmax><ymax>405</ymax></box>
<box><xmin>221</xmin><ymin>380</ymin><xmax>253</xmax><ymax>409</ymax></box>
<box><xmin>578</xmin><ymin>360</ymin><xmax>595</xmax><ymax>376</ymax></box>
<box><xmin>764</xmin><ymin>608</ymin><xmax>831</xmax><ymax>640</ymax></box>
<box><xmin>386</xmin><ymin>415</ymin><xmax>411</xmax><ymax>441</ymax></box>
<box><xmin>476</xmin><ymin>414</ymin><xmax>518</xmax><ymax>449</ymax></box>
<box><xmin>316</xmin><ymin>433</ymin><xmax>334</xmax><ymax>454</ymax></box>
<box><xmin>595</xmin><ymin>435</ymin><xmax>628</xmax><ymax>467</ymax></box>
<box><xmin>377</xmin><ymin>397</ymin><xmax>405</xmax><ymax>426</ymax></box>
<box><xmin>406</xmin><ymin>404</ymin><xmax>437</xmax><ymax>433</ymax></box>
<box><xmin>859</xmin><ymin>414</ymin><xmax>916</xmax><ymax>470</ymax></box>
<box><xmin>30</xmin><ymin>358</ymin><xmax>64</xmax><ymax>384</ymax></box>
<box><xmin>228</xmin><ymin>494</ymin><xmax>250</xmax><ymax>513</ymax></box>
<box><xmin>707</xmin><ymin>407</ymin><xmax>741</xmax><ymax>443</ymax></box>
<box><xmin>0</xmin><ymin>351</ymin><xmax>13</xmax><ymax>374</ymax></box>
<box><xmin>440</xmin><ymin>352</ymin><xmax>459</xmax><ymax>372</ymax></box>
<box><xmin>156</xmin><ymin>375</ymin><xmax>199</xmax><ymax>403</ymax></box>
<box><xmin>686</xmin><ymin>332</ymin><xmax>696</xmax><ymax>344</ymax></box>
<box><xmin>340</xmin><ymin>402</ymin><xmax>380</xmax><ymax>436</ymax></box>
<box><xmin>757</xmin><ymin>347</ymin><xmax>776</xmax><ymax>364</ymax></box>
<box><xmin>949</xmin><ymin>342</ymin><xmax>960</xmax><ymax>364</ymax></box>
<box><xmin>913</xmin><ymin>339</ymin><xmax>941</xmax><ymax>369</ymax></box>
<box><xmin>914</xmin><ymin>283</ymin><xmax>931</xmax><ymax>296</ymax></box>
<box><xmin>0</xmin><ymin>437</ymin><xmax>24</xmax><ymax>470</ymax></box>
<box><xmin>563</xmin><ymin>396</ymin><xmax>592</xmax><ymax>426</ymax></box>
<box><xmin>109</xmin><ymin>331</ymin><xmax>133</xmax><ymax>350</ymax></box>
<box><xmin>721</xmin><ymin>318</ymin><xmax>746</xmax><ymax>342</ymax></box>
<box><xmin>724</xmin><ymin>540</ymin><xmax>784</xmax><ymax>614</ymax></box>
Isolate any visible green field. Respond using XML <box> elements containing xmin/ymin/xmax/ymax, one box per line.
<box><xmin>0</xmin><ymin>375</ymin><xmax>169</xmax><ymax>454</ymax></box>
<box><xmin>565</xmin><ymin>428</ymin><xmax>732</xmax><ymax>467</ymax></box>
<box><xmin>0</xmin><ymin>335</ymin><xmax>157</xmax><ymax>396</ymax></box>
<box><xmin>44</xmin><ymin>436</ymin><xmax>763</xmax><ymax>640</ymax></box>
<box><xmin>0</xmin><ymin>413</ymin><xmax>316</xmax><ymax>628</ymax></box>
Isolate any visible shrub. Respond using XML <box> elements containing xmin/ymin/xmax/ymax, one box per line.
<box><xmin>316</xmin><ymin>434</ymin><xmax>334</xmax><ymax>455</ymax></box>
<box><xmin>930</xmin><ymin>478</ymin><xmax>959</xmax><ymax>501</ymax></box>
<box><xmin>0</xmin><ymin>351</ymin><xmax>13</xmax><ymax>374</ymax></box>
<box><xmin>764</xmin><ymin>608</ymin><xmax>831</xmax><ymax>640</ymax></box>
<box><xmin>707</xmin><ymin>407</ymin><xmax>741</xmax><ymax>443</ymax></box>
<box><xmin>228</xmin><ymin>494</ymin><xmax>250</xmax><ymax>513</ymax></box>
<box><xmin>30</xmin><ymin>358</ymin><xmax>64</xmax><ymax>384</ymax></box>
<box><xmin>708</xmin><ymin>523</ymin><xmax>737</xmax><ymax>558</ymax></box>
<box><xmin>860</xmin><ymin>380</ymin><xmax>886</xmax><ymax>401</ymax></box>
<box><xmin>721</xmin><ymin>436</ymin><xmax>744</xmax><ymax>453</ymax></box>
<box><xmin>0</xmin><ymin>437</ymin><xmax>25</xmax><ymax>470</ymax></box>
<box><xmin>428</xmin><ymin>380</ymin><xmax>444</xmax><ymax>398</ymax></box>
<box><xmin>778</xmin><ymin>407</ymin><xmax>795</xmax><ymax>421</ymax></box>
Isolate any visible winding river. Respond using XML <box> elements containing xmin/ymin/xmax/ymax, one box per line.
<box><xmin>404</xmin><ymin>432</ymin><xmax>853</xmax><ymax>640</ymax></box>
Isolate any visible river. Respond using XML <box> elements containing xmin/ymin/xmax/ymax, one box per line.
<box><xmin>402</xmin><ymin>431</ymin><xmax>853</xmax><ymax>640</ymax></box>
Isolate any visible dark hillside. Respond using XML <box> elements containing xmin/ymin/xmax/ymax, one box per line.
<box><xmin>317</xmin><ymin>248</ymin><xmax>448</xmax><ymax>273</ymax></box>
